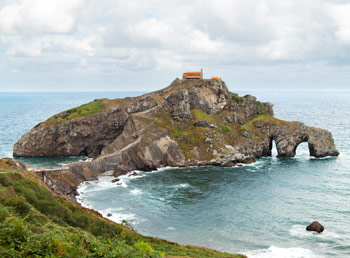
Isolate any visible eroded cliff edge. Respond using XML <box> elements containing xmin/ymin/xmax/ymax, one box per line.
<box><xmin>13</xmin><ymin>79</ymin><xmax>339</xmax><ymax>199</ymax></box>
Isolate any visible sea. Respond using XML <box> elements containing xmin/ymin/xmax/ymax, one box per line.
<box><xmin>1</xmin><ymin>91</ymin><xmax>349</xmax><ymax>258</ymax></box>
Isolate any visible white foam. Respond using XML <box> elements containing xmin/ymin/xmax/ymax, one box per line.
<box><xmin>245</xmin><ymin>245</ymin><xmax>320</xmax><ymax>258</ymax></box>
<box><xmin>156</xmin><ymin>166</ymin><xmax>177</xmax><ymax>172</ymax></box>
<box><xmin>290</xmin><ymin>224</ymin><xmax>311</xmax><ymax>238</ymax></box>
<box><xmin>130</xmin><ymin>189</ymin><xmax>142</xmax><ymax>195</ymax></box>
<box><xmin>166</xmin><ymin>226</ymin><xmax>175</xmax><ymax>230</ymax></box>
<box><xmin>104</xmin><ymin>212</ymin><xmax>137</xmax><ymax>224</ymax></box>
<box><xmin>175</xmin><ymin>183</ymin><xmax>190</xmax><ymax>188</ymax></box>
<box><xmin>290</xmin><ymin>224</ymin><xmax>341</xmax><ymax>240</ymax></box>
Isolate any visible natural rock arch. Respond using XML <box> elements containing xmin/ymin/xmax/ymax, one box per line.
<box><xmin>267</xmin><ymin>124</ymin><xmax>339</xmax><ymax>158</ymax></box>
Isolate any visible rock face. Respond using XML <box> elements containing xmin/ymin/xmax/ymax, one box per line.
<box><xmin>13</xmin><ymin>96</ymin><xmax>158</xmax><ymax>158</ymax></box>
<box><xmin>13</xmin><ymin>78</ymin><xmax>339</xmax><ymax>188</ymax></box>
<box><xmin>306</xmin><ymin>221</ymin><xmax>324</xmax><ymax>233</ymax></box>
<box><xmin>13</xmin><ymin>108</ymin><xmax>129</xmax><ymax>157</ymax></box>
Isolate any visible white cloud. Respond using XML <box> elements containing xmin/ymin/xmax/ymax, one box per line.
<box><xmin>0</xmin><ymin>0</ymin><xmax>350</xmax><ymax>90</ymax></box>
<box><xmin>0</xmin><ymin>0</ymin><xmax>82</xmax><ymax>34</ymax></box>
<box><xmin>331</xmin><ymin>4</ymin><xmax>350</xmax><ymax>44</ymax></box>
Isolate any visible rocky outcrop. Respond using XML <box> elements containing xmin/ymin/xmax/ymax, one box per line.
<box><xmin>241</xmin><ymin>117</ymin><xmax>339</xmax><ymax>158</ymax></box>
<box><xmin>13</xmin><ymin>108</ymin><xmax>129</xmax><ymax>158</ymax></box>
<box><xmin>13</xmin><ymin>78</ymin><xmax>339</xmax><ymax>189</ymax></box>
<box><xmin>306</xmin><ymin>221</ymin><xmax>324</xmax><ymax>233</ymax></box>
<box><xmin>307</xmin><ymin>127</ymin><xmax>340</xmax><ymax>158</ymax></box>
<box><xmin>162</xmin><ymin>79</ymin><xmax>230</xmax><ymax>120</ymax></box>
<box><xmin>13</xmin><ymin>96</ymin><xmax>158</xmax><ymax>158</ymax></box>
<box><xmin>0</xmin><ymin>158</ymin><xmax>26</xmax><ymax>171</ymax></box>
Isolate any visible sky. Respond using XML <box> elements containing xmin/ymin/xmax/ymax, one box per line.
<box><xmin>0</xmin><ymin>0</ymin><xmax>350</xmax><ymax>92</ymax></box>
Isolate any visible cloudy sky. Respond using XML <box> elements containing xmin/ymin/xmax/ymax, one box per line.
<box><xmin>0</xmin><ymin>0</ymin><xmax>350</xmax><ymax>92</ymax></box>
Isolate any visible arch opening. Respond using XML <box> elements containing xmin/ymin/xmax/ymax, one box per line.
<box><xmin>269</xmin><ymin>137</ymin><xmax>278</xmax><ymax>157</ymax></box>
<box><xmin>294</xmin><ymin>141</ymin><xmax>309</xmax><ymax>157</ymax></box>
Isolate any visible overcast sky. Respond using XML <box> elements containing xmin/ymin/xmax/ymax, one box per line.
<box><xmin>0</xmin><ymin>0</ymin><xmax>350</xmax><ymax>92</ymax></box>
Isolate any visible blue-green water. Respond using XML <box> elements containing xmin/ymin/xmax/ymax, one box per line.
<box><xmin>0</xmin><ymin>92</ymin><xmax>143</xmax><ymax>167</ymax></box>
<box><xmin>1</xmin><ymin>91</ymin><xmax>349</xmax><ymax>257</ymax></box>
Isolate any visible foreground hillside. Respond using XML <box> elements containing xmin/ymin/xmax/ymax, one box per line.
<box><xmin>0</xmin><ymin>159</ymin><xmax>245</xmax><ymax>258</ymax></box>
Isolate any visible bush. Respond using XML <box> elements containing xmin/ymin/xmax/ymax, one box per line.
<box><xmin>2</xmin><ymin>198</ymin><xmax>30</xmax><ymax>217</ymax></box>
<box><xmin>0</xmin><ymin>205</ymin><xmax>9</xmax><ymax>223</ymax></box>
<box><xmin>221</xmin><ymin>125</ymin><xmax>230</xmax><ymax>132</ymax></box>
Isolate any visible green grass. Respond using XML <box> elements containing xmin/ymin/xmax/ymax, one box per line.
<box><xmin>47</xmin><ymin>99</ymin><xmax>105</xmax><ymax>124</ymax></box>
<box><xmin>221</xmin><ymin>125</ymin><xmax>230</xmax><ymax>132</ymax></box>
<box><xmin>0</xmin><ymin>171</ymin><xmax>246</xmax><ymax>258</ymax></box>
<box><xmin>255</xmin><ymin>102</ymin><xmax>266</xmax><ymax>115</ymax></box>
<box><xmin>192</xmin><ymin>109</ymin><xmax>215</xmax><ymax>123</ymax></box>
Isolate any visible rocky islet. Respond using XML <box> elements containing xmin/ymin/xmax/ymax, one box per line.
<box><xmin>13</xmin><ymin>78</ymin><xmax>339</xmax><ymax>200</ymax></box>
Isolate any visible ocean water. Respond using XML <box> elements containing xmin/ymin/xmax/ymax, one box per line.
<box><xmin>1</xmin><ymin>91</ymin><xmax>350</xmax><ymax>257</ymax></box>
<box><xmin>0</xmin><ymin>91</ymin><xmax>143</xmax><ymax>167</ymax></box>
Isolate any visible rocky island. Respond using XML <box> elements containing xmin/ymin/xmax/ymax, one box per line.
<box><xmin>13</xmin><ymin>78</ymin><xmax>339</xmax><ymax>200</ymax></box>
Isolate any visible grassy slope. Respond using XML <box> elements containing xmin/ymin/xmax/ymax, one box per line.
<box><xmin>0</xmin><ymin>170</ymin><xmax>245</xmax><ymax>258</ymax></box>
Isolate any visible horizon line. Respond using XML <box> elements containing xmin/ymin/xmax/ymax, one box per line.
<box><xmin>1</xmin><ymin>89</ymin><xmax>350</xmax><ymax>93</ymax></box>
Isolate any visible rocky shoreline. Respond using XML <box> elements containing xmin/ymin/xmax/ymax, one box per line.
<box><xmin>13</xmin><ymin>78</ymin><xmax>339</xmax><ymax>201</ymax></box>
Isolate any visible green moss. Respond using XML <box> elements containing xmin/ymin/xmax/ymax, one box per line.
<box><xmin>172</xmin><ymin>127</ymin><xmax>181</xmax><ymax>138</ymax></box>
<box><xmin>221</xmin><ymin>125</ymin><xmax>230</xmax><ymax>132</ymax></box>
<box><xmin>192</xmin><ymin>109</ymin><xmax>214</xmax><ymax>123</ymax></box>
<box><xmin>46</xmin><ymin>99</ymin><xmax>105</xmax><ymax>125</ymax></box>
<box><xmin>0</xmin><ymin>171</ymin><xmax>245</xmax><ymax>258</ymax></box>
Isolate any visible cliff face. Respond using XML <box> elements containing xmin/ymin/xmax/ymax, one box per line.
<box><xmin>13</xmin><ymin>79</ymin><xmax>339</xmax><ymax>181</ymax></box>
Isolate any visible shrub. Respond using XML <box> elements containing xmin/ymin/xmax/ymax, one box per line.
<box><xmin>221</xmin><ymin>125</ymin><xmax>230</xmax><ymax>132</ymax></box>
<box><xmin>2</xmin><ymin>198</ymin><xmax>31</xmax><ymax>217</ymax></box>
<box><xmin>0</xmin><ymin>205</ymin><xmax>9</xmax><ymax>223</ymax></box>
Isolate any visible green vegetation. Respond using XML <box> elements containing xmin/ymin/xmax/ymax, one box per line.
<box><xmin>255</xmin><ymin>102</ymin><xmax>266</xmax><ymax>115</ymax></box>
<box><xmin>221</xmin><ymin>126</ymin><xmax>230</xmax><ymax>132</ymax></box>
<box><xmin>172</xmin><ymin>125</ymin><xmax>209</xmax><ymax>159</ymax></box>
<box><xmin>0</xmin><ymin>158</ymin><xmax>21</xmax><ymax>172</ymax></box>
<box><xmin>47</xmin><ymin>99</ymin><xmax>105</xmax><ymax>124</ymax></box>
<box><xmin>239</xmin><ymin>114</ymin><xmax>284</xmax><ymax>141</ymax></box>
<box><xmin>155</xmin><ymin>111</ymin><xmax>215</xmax><ymax>160</ymax></box>
<box><xmin>192</xmin><ymin>109</ymin><xmax>215</xmax><ymax>123</ymax></box>
<box><xmin>231</xmin><ymin>95</ymin><xmax>244</xmax><ymax>103</ymax></box>
<box><xmin>0</xmin><ymin>171</ymin><xmax>245</xmax><ymax>258</ymax></box>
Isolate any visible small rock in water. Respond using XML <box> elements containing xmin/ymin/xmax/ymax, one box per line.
<box><xmin>128</xmin><ymin>172</ymin><xmax>138</xmax><ymax>177</ymax></box>
<box><xmin>306</xmin><ymin>221</ymin><xmax>324</xmax><ymax>233</ymax></box>
<box><xmin>111</xmin><ymin>178</ymin><xmax>120</xmax><ymax>183</ymax></box>
<box><xmin>107</xmin><ymin>213</ymin><xmax>112</xmax><ymax>217</ymax></box>
<box><xmin>73</xmin><ymin>190</ymin><xmax>80</xmax><ymax>196</ymax></box>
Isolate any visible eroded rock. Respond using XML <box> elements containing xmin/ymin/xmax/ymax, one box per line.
<box><xmin>306</xmin><ymin>221</ymin><xmax>324</xmax><ymax>233</ymax></box>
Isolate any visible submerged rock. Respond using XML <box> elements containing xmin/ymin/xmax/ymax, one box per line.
<box><xmin>306</xmin><ymin>221</ymin><xmax>324</xmax><ymax>233</ymax></box>
<box><xmin>111</xmin><ymin>178</ymin><xmax>120</xmax><ymax>183</ymax></box>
